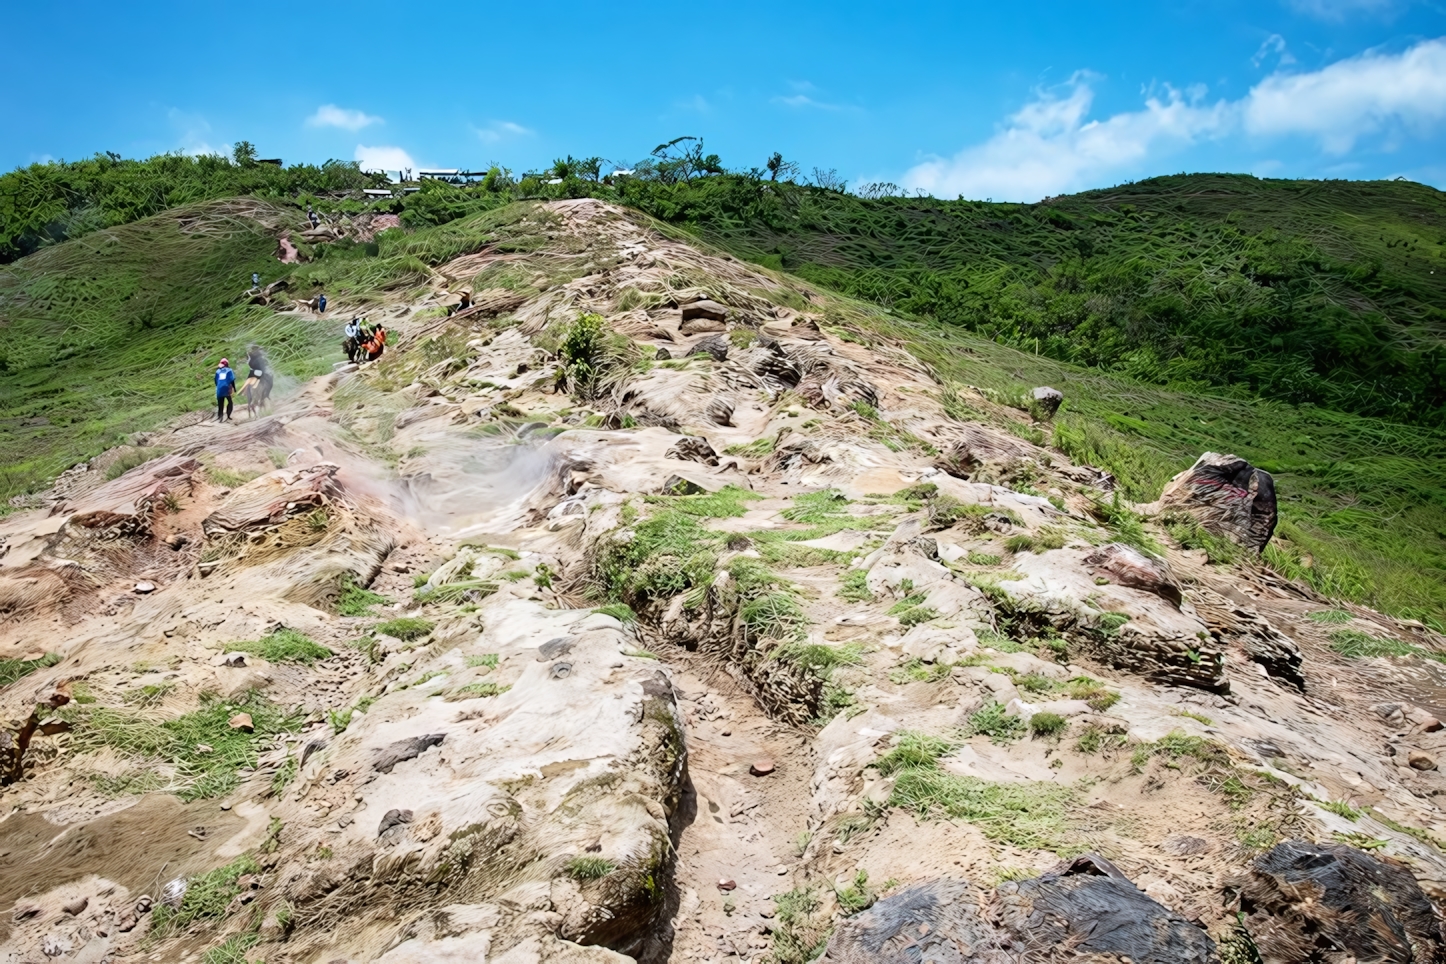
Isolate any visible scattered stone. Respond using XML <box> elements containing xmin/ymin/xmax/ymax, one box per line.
<box><xmin>537</xmin><ymin>637</ymin><xmax>574</xmax><ymax>661</ymax></box>
<box><xmin>1420</xmin><ymin>717</ymin><xmax>1444</xmax><ymax>733</ymax></box>
<box><xmin>61</xmin><ymin>897</ymin><xmax>88</xmax><ymax>916</ymax></box>
<box><xmin>666</xmin><ymin>436</ymin><xmax>721</xmax><ymax>467</ymax></box>
<box><xmin>933</xmin><ymin>442</ymin><xmax>979</xmax><ymax>480</ymax></box>
<box><xmin>717</xmin><ymin>878</ymin><xmax>737</xmax><ymax>891</ymax></box>
<box><xmin>654</xmin><ymin>347</ymin><xmax>671</xmax><ymax>360</ymax></box>
<box><xmin>378</xmin><ymin>809</ymin><xmax>414</xmax><ymax>836</ymax></box>
<box><xmin>1372</xmin><ymin>703</ymin><xmax>1406</xmax><ymax>724</ymax></box>
<box><xmin>371</xmin><ymin>733</ymin><xmax>446</xmax><ymax>774</ymax></box>
<box><xmin>196</xmin><ymin>743</ymin><xmax>214</xmax><ymax>754</ymax></box>
<box><xmin>750</xmin><ymin>759</ymin><xmax>775</xmax><ymax>776</ymax></box>
<box><xmin>687</xmin><ymin>334</ymin><xmax>730</xmax><ymax>361</ymax></box>
<box><xmin>228</xmin><ymin>713</ymin><xmax>254</xmax><ymax>732</ymax></box>
<box><xmin>721</xmin><ymin>729</ymin><xmax>732</xmax><ymax>737</ymax></box>
<box><xmin>1409</xmin><ymin>750</ymin><xmax>1436</xmax><ymax>770</ymax></box>
<box><xmin>680</xmin><ymin>315</ymin><xmax>726</xmax><ymax>335</ymax></box>
<box><xmin>133</xmin><ymin>581</ymin><xmax>155</xmax><ymax>594</ymax></box>
<box><xmin>1154</xmin><ymin>451</ymin><xmax>1278</xmax><ymax>552</ymax></box>
<box><xmin>1030</xmin><ymin>386</ymin><xmax>1063</xmax><ymax>419</ymax></box>
<box><xmin>550</xmin><ymin>662</ymin><xmax>573</xmax><ymax>680</ymax></box>
<box><xmin>682</xmin><ymin>299</ymin><xmax>729</xmax><ymax>322</ymax></box>
<box><xmin>1160</xmin><ymin>835</ymin><xmax>1212</xmax><ymax>856</ymax></box>
<box><xmin>706</xmin><ymin>397</ymin><xmax>735</xmax><ymax>426</ymax></box>
<box><xmin>219</xmin><ymin>802</ymin><xmax>232</xmax><ymax>810</ymax></box>
<box><xmin>1083</xmin><ymin>542</ymin><xmax>1183</xmax><ymax>608</ymax></box>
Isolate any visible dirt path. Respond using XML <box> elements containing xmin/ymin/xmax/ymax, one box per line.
<box><xmin>656</xmin><ymin>661</ymin><xmax>816</xmax><ymax>963</ymax></box>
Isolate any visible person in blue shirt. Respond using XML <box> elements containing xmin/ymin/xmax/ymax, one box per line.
<box><xmin>318</xmin><ymin>293</ymin><xmax>327</xmax><ymax>314</ymax></box>
<box><xmin>214</xmin><ymin>358</ymin><xmax>236</xmax><ymax>422</ymax></box>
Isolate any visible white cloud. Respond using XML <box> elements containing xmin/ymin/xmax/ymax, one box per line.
<box><xmin>903</xmin><ymin>37</ymin><xmax>1446</xmax><ymax>200</ymax></box>
<box><xmin>1252</xmin><ymin>34</ymin><xmax>1296</xmax><ymax>68</ymax></box>
<box><xmin>306</xmin><ymin>104</ymin><xmax>382</xmax><ymax>131</ymax></box>
<box><xmin>774</xmin><ymin>80</ymin><xmax>847</xmax><ymax>111</ymax></box>
<box><xmin>1243</xmin><ymin>37</ymin><xmax>1446</xmax><ymax>152</ymax></box>
<box><xmin>773</xmin><ymin>93</ymin><xmax>844</xmax><ymax>111</ymax></box>
<box><xmin>1285</xmin><ymin>0</ymin><xmax>1399</xmax><ymax>19</ymax></box>
<box><xmin>903</xmin><ymin>73</ymin><xmax>1230</xmax><ymax>201</ymax></box>
<box><xmin>475</xmin><ymin>121</ymin><xmax>533</xmax><ymax>143</ymax></box>
<box><xmin>355</xmin><ymin>144</ymin><xmax>416</xmax><ymax>174</ymax></box>
<box><xmin>167</xmin><ymin>107</ymin><xmax>226</xmax><ymax>156</ymax></box>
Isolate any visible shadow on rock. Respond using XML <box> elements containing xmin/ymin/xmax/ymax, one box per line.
<box><xmin>818</xmin><ymin>854</ymin><xmax>1217</xmax><ymax>963</ymax></box>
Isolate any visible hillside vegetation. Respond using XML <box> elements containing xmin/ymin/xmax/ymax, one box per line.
<box><xmin>0</xmin><ymin>148</ymin><xmax>378</xmax><ymax>263</ymax></box>
<box><xmin>0</xmin><ymin>152</ymin><xmax>1443</xmax><ymax>626</ymax></box>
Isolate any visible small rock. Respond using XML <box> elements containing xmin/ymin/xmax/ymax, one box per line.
<box><xmin>718</xmin><ymin>878</ymin><xmax>737</xmax><ymax>892</ymax></box>
<box><xmin>537</xmin><ymin>637</ymin><xmax>574</xmax><ymax>661</ymax></box>
<box><xmin>196</xmin><ymin>743</ymin><xmax>214</xmax><ymax>754</ymax></box>
<box><xmin>378</xmin><ymin>808</ymin><xmax>415</xmax><ymax>836</ymax></box>
<box><xmin>1372</xmin><ymin>703</ymin><xmax>1405</xmax><ymax>723</ymax></box>
<box><xmin>61</xmin><ymin>897</ymin><xmax>88</xmax><ymax>916</ymax></box>
<box><xmin>1030</xmin><ymin>386</ymin><xmax>1063</xmax><ymax>419</ymax></box>
<box><xmin>682</xmin><ymin>299</ymin><xmax>729</xmax><ymax>322</ymax></box>
<box><xmin>1409</xmin><ymin>751</ymin><xmax>1437</xmax><ymax>771</ymax></box>
<box><xmin>134</xmin><ymin>581</ymin><xmax>155</xmax><ymax>594</ymax></box>
<box><xmin>721</xmin><ymin>729</ymin><xmax>732</xmax><ymax>737</ymax></box>
<box><xmin>229</xmin><ymin>713</ymin><xmax>254</xmax><ymax>732</ymax></box>
<box><xmin>1419</xmin><ymin>717</ymin><xmax>1444</xmax><ymax>733</ymax></box>
<box><xmin>750</xmin><ymin>759</ymin><xmax>775</xmax><ymax>777</ymax></box>
<box><xmin>655</xmin><ymin>347</ymin><xmax>672</xmax><ymax>361</ymax></box>
<box><xmin>220</xmin><ymin>802</ymin><xmax>232</xmax><ymax>810</ymax></box>
<box><xmin>706</xmin><ymin>397</ymin><xmax>735</xmax><ymax>426</ymax></box>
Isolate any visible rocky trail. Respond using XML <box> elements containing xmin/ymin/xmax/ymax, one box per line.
<box><xmin>4</xmin><ymin>198</ymin><xmax>1446</xmax><ymax>963</ymax></box>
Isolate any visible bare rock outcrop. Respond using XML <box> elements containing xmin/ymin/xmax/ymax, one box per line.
<box><xmin>1231</xmin><ymin>840</ymin><xmax>1446</xmax><ymax>964</ymax></box>
<box><xmin>1155</xmin><ymin>452</ymin><xmax>1278</xmax><ymax>552</ymax></box>
<box><xmin>819</xmin><ymin>855</ymin><xmax>1218</xmax><ymax>963</ymax></box>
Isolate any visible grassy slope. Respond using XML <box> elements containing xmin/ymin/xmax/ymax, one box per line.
<box><xmin>0</xmin><ymin>199</ymin><xmax>549</xmax><ymax>498</ymax></box>
<box><xmin>0</xmin><ymin>191</ymin><xmax>1441</xmax><ymax>626</ymax></box>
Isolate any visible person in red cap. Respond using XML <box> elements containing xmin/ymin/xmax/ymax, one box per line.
<box><xmin>214</xmin><ymin>358</ymin><xmax>237</xmax><ymax>422</ymax></box>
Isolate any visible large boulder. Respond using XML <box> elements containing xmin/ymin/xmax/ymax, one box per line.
<box><xmin>1232</xmin><ymin>840</ymin><xmax>1446</xmax><ymax>964</ymax></box>
<box><xmin>1156</xmin><ymin>453</ymin><xmax>1277</xmax><ymax>551</ymax></box>
<box><xmin>819</xmin><ymin>855</ymin><xmax>1217</xmax><ymax>963</ymax></box>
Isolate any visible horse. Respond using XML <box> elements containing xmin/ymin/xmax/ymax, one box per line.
<box><xmin>238</xmin><ymin>374</ymin><xmax>273</xmax><ymax>419</ymax></box>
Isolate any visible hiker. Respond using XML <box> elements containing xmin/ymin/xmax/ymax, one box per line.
<box><xmin>318</xmin><ymin>292</ymin><xmax>327</xmax><ymax>314</ymax></box>
<box><xmin>307</xmin><ymin>204</ymin><xmax>319</xmax><ymax>228</ymax></box>
<box><xmin>214</xmin><ymin>358</ymin><xmax>236</xmax><ymax>422</ymax></box>
<box><xmin>362</xmin><ymin>323</ymin><xmax>387</xmax><ymax>363</ymax></box>
<box><xmin>343</xmin><ymin>317</ymin><xmax>361</xmax><ymax>363</ymax></box>
<box><xmin>240</xmin><ymin>345</ymin><xmax>274</xmax><ymax>418</ymax></box>
<box><xmin>251</xmin><ymin>271</ymin><xmax>260</xmax><ymax>291</ymax></box>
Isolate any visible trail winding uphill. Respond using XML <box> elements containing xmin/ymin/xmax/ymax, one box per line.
<box><xmin>3</xmin><ymin>199</ymin><xmax>1446</xmax><ymax>963</ymax></box>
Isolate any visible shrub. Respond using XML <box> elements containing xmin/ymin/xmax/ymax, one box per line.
<box><xmin>224</xmin><ymin>629</ymin><xmax>332</xmax><ymax>665</ymax></box>
<box><xmin>373</xmin><ymin>617</ymin><xmax>434</xmax><ymax>641</ymax></box>
<box><xmin>148</xmin><ymin>854</ymin><xmax>262</xmax><ymax>937</ymax></box>
<box><xmin>565</xmin><ymin>856</ymin><xmax>616</xmax><ymax>880</ymax></box>
<box><xmin>967</xmin><ymin>701</ymin><xmax>1024</xmax><ymax>743</ymax></box>
<box><xmin>1029</xmin><ymin>712</ymin><xmax>1067</xmax><ymax>737</ymax></box>
<box><xmin>337</xmin><ymin>575</ymin><xmax>389</xmax><ymax>616</ymax></box>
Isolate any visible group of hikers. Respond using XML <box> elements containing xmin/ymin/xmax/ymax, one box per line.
<box><xmin>343</xmin><ymin>317</ymin><xmax>387</xmax><ymax>364</ymax></box>
<box><xmin>208</xmin><ymin>293</ymin><xmax>390</xmax><ymax>424</ymax></box>
<box><xmin>212</xmin><ymin>345</ymin><xmax>273</xmax><ymax>422</ymax></box>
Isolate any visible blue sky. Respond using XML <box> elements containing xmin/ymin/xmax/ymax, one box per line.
<box><xmin>4</xmin><ymin>0</ymin><xmax>1445</xmax><ymax>201</ymax></box>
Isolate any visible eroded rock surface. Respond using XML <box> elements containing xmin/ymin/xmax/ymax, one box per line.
<box><xmin>3</xmin><ymin>198</ymin><xmax>1446</xmax><ymax>964</ymax></box>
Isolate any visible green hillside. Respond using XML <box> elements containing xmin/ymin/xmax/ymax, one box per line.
<box><xmin>0</xmin><ymin>156</ymin><xmax>1443</xmax><ymax>626</ymax></box>
<box><xmin>613</xmin><ymin>172</ymin><xmax>1446</xmax><ymax>424</ymax></box>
